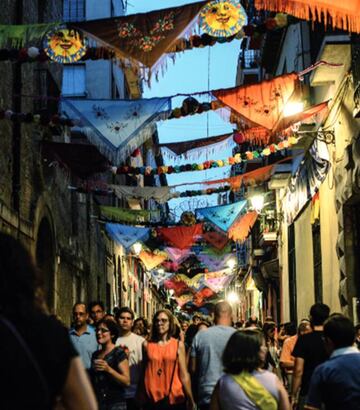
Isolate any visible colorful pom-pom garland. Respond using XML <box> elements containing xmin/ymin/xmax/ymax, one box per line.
<box><xmin>113</xmin><ymin>137</ymin><xmax>298</xmax><ymax>175</ymax></box>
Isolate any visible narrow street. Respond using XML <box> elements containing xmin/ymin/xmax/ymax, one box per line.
<box><xmin>1</xmin><ymin>1</ymin><xmax>360</xmax><ymax>409</ymax></box>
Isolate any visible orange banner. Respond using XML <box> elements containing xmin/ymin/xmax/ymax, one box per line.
<box><xmin>255</xmin><ymin>0</ymin><xmax>360</xmax><ymax>33</ymax></box>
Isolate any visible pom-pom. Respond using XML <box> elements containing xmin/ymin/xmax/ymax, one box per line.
<box><xmin>265</xmin><ymin>18</ymin><xmax>277</xmax><ymax>31</ymax></box>
<box><xmin>233</xmin><ymin>132</ymin><xmax>244</xmax><ymax>144</ymax></box>
<box><xmin>275</xmin><ymin>13</ymin><xmax>288</xmax><ymax>28</ymax></box>
<box><xmin>18</xmin><ymin>48</ymin><xmax>28</xmax><ymax>61</ymax></box>
<box><xmin>27</xmin><ymin>47</ymin><xmax>40</xmax><ymax>59</ymax></box>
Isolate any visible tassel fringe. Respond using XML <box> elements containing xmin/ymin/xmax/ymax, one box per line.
<box><xmin>255</xmin><ymin>0</ymin><xmax>360</xmax><ymax>33</ymax></box>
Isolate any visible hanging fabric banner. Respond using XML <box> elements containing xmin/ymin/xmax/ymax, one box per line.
<box><xmin>284</xmin><ymin>139</ymin><xmax>330</xmax><ymax>223</ymax></box>
<box><xmin>228</xmin><ymin>211</ymin><xmax>258</xmax><ymax>242</ymax></box>
<box><xmin>196</xmin><ymin>200</ymin><xmax>247</xmax><ymax>232</ymax></box>
<box><xmin>198</xmin><ymin>253</ymin><xmax>234</xmax><ymax>271</ymax></box>
<box><xmin>193</xmin><ymin>287</ymin><xmax>216</xmax><ymax>306</ymax></box>
<box><xmin>174</xmin><ymin>273</ymin><xmax>206</xmax><ymax>292</ymax></box>
<box><xmin>158</xmin><ymin>224</ymin><xmax>203</xmax><ymax>249</ymax></box>
<box><xmin>159</xmin><ymin>133</ymin><xmax>234</xmax><ymax>159</ymax></box>
<box><xmin>72</xmin><ymin>1</ymin><xmax>207</xmax><ymax>68</ymax></box>
<box><xmin>175</xmin><ymin>293</ymin><xmax>195</xmax><ymax>308</ymax></box>
<box><xmin>164</xmin><ymin>277</ymin><xmax>191</xmax><ymax>296</ymax></box>
<box><xmin>0</xmin><ymin>22</ymin><xmax>59</xmax><ymax>48</ymax></box>
<box><xmin>205</xmin><ymin>271</ymin><xmax>235</xmax><ymax>293</ymax></box>
<box><xmin>62</xmin><ymin>97</ymin><xmax>171</xmax><ymax>164</ymax></box>
<box><xmin>105</xmin><ymin>223</ymin><xmax>150</xmax><ymax>249</ymax></box>
<box><xmin>151</xmin><ymin>270</ymin><xmax>173</xmax><ymax>287</ymax></box>
<box><xmin>213</xmin><ymin>73</ymin><xmax>299</xmax><ymax>131</ymax></box>
<box><xmin>202</xmin><ymin>230</ymin><xmax>229</xmax><ymax>249</ymax></box>
<box><xmin>111</xmin><ymin>184</ymin><xmax>172</xmax><ymax>204</ymax></box>
<box><xmin>165</xmin><ymin>247</ymin><xmax>191</xmax><ymax>264</ymax></box>
<box><xmin>139</xmin><ymin>250</ymin><xmax>168</xmax><ymax>271</ymax></box>
<box><xmin>254</xmin><ymin>0</ymin><xmax>360</xmax><ymax>33</ymax></box>
<box><xmin>201</xmin><ymin>243</ymin><xmax>233</xmax><ymax>256</ymax></box>
<box><xmin>100</xmin><ymin>206</ymin><xmax>160</xmax><ymax>223</ymax></box>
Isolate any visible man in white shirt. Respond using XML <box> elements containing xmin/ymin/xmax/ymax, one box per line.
<box><xmin>115</xmin><ymin>307</ymin><xmax>144</xmax><ymax>410</ymax></box>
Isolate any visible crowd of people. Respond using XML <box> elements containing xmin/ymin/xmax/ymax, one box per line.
<box><xmin>1</xmin><ymin>232</ymin><xmax>360</xmax><ymax>410</ymax></box>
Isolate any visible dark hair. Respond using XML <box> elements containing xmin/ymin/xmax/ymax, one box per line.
<box><xmin>310</xmin><ymin>303</ymin><xmax>330</xmax><ymax>326</ymax></box>
<box><xmin>285</xmin><ymin>322</ymin><xmax>297</xmax><ymax>336</ymax></box>
<box><xmin>263</xmin><ymin>321</ymin><xmax>276</xmax><ymax>341</ymax></box>
<box><xmin>355</xmin><ymin>324</ymin><xmax>360</xmax><ymax>332</ymax></box>
<box><xmin>73</xmin><ymin>302</ymin><xmax>87</xmax><ymax>313</ymax></box>
<box><xmin>0</xmin><ymin>232</ymin><xmax>45</xmax><ymax>318</ymax></box>
<box><xmin>88</xmin><ymin>301</ymin><xmax>105</xmax><ymax>312</ymax></box>
<box><xmin>324</xmin><ymin>314</ymin><xmax>355</xmax><ymax>349</ymax></box>
<box><xmin>133</xmin><ymin>317</ymin><xmax>149</xmax><ymax>337</ymax></box>
<box><xmin>223</xmin><ymin>330</ymin><xmax>264</xmax><ymax>374</ymax></box>
<box><xmin>184</xmin><ymin>324</ymin><xmax>198</xmax><ymax>348</ymax></box>
<box><xmin>115</xmin><ymin>306</ymin><xmax>135</xmax><ymax>320</ymax></box>
<box><xmin>97</xmin><ymin>318</ymin><xmax>119</xmax><ymax>343</ymax></box>
<box><xmin>247</xmin><ymin>316</ymin><xmax>258</xmax><ymax>325</ymax></box>
<box><xmin>150</xmin><ymin>309</ymin><xmax>175</xmax><ymax>342</ymax></box>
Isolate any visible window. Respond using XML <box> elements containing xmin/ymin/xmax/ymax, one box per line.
<box><xmin>312</xmin><ymin>223</ymin><xmax>323</xmax><ymax>303</ymax></box>
<box><xmin>63</xmin><ymin>0</ymin><xmax>85</xmax><ymax>22</ymax></box>
<box><xmin>288</xmin><ymin>224</ymin><xmax>297</xmax><ymax>323</ymax></box>
<box><xmin>62</xmin><ymin>65</ymin><xmax>86</xmax><ymax>97</ymax></box>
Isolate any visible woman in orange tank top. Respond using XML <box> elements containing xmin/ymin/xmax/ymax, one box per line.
<box><xmin>142</xmin><ymin>309</ymin><xmax>195</xmax><ymax>410</ymax></box>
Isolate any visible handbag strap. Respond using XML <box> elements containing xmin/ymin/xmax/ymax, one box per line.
<box><xmin>0</xmin><ymin>315</ymin><xmax>50</xmax><ymax>406</ymax></box>
<box><xmin>167</xmin><ymin>339</ymin><xmax>179</xmax><ymax>397</ymax></box>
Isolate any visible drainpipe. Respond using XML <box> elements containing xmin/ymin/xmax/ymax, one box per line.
<box><xmin>12</xmin><ymin>0</ymin><xmax>22</xmax><ymax>213</ymax></box>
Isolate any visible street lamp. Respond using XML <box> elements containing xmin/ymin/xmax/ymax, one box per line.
<box><xmin>132</xmin><ymin>242</ymin><xmax>142</xmax><ymax>255</ymax></box>
<box><xmin>283</xmin><ymin>101</ymin><xmax>304</xmax><ymax>117</ymax></box>
<box><xmin>227</xmin><ymin>291</ymin><xmax>239</xmax><ymax>304</ymax></box>
<box><xmin>250</xmin><ymin>195</ymin><xmax>264</xmax><ymax>212</ymax></box>
<box><xmin>227</xmin><ymin>258</ymin><xmax>237</xmax><ymax>270</ymax></box>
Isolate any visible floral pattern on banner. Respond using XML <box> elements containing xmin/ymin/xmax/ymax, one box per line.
<box><xmin>213</xmin><ymin>73</ymin><xmax>299</xmax><ymax>131</ymax></box>
<box><xmin>118</xmin><ymin>12</ymin><xmax>175</xmax><ymax>52</ymax></box>
<box><xmin>196</xmin><ymin>200</ymin><xmax>247</xmax><ymax>233</ymax></box>
<box><xmin>73</xmin><ymin>1</ymin><xmax>207</xmax><ymax>68</ymax></box>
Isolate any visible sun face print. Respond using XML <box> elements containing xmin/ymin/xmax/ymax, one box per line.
<box><xmin>200</xmin><ymin>0</ymin><xmax>247</xmax><ymax>38</ymax></box>
<box><xmin>44</xmin><ymin>28</ymin><xmax>87</xmax><ymax>63</ymax></box>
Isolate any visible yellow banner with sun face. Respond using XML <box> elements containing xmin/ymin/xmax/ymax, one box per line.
<box><xmin>43</xmin><ymin>28</ymin><xmax>87</xmax><ymax>63</ymax></box>
<box><xmin>200</xmin><ymin>0</ymin><xmax>247</xmax><ymax>38</ymax></box>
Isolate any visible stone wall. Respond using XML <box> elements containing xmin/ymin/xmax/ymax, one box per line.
<box><xmin>0</xmin><ymin>0</ymin><xmax>109</xmax><ymax>325</ymax></box>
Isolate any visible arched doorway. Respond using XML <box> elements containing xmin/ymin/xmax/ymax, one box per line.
<box><xmin>36</xmin><ymin>218</ymin><xmax>55</xmax><ymax>310</ymax></box>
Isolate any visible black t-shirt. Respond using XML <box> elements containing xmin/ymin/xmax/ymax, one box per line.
<box><xmin>292</xmin><ymin>330</ymin><xmax>328</xmax><ymax>395</ymax></box>
<box><xmin>91</xmin><ymin>346</ymin><xmax>127</xmax><ymax>405</ymax></box>
<box><xmin>1</xmin><ymin>312</ymin><xmax>78</xmax><ymax>410</ymax></box>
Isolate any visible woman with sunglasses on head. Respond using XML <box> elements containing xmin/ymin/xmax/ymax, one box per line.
<box><xmin>91</xmin><ymin>318</ymin><xmax>130</xmax><ymax>410</ymax></box>
<box><xmin>141</xmin><ymin>309</ymin><xmax>195</xmax><ymax>410</ymax></box>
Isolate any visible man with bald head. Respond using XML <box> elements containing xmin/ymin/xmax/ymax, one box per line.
<box><xmin>190</xmin><ymin>301</ymin><xmax>236</xmax><ymax>410</ymax></box>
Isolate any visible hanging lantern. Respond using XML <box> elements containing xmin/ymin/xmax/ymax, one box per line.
<box><xmin>43</xmin><ymin>27</ymin><xmax>87</xmax><ymax>63</ymax></box>
<box><xmin>200</xmin><ymin>0</ymin><xmax>247</xmax><ymax>38</ymax></box>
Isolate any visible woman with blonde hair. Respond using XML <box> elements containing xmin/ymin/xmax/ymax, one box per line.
<box><xmin>142</xmin><ymin>309</ymin><xmax>195</xmax><ymax>410</ymax></box>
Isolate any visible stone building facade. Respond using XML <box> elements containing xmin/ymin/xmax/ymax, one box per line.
<box><xmin>0</xmin><ymin>0</ymin><xmax>109</xmax><ymax>324</ymax></box>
